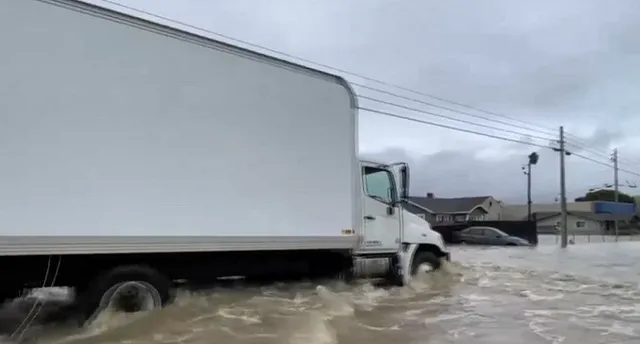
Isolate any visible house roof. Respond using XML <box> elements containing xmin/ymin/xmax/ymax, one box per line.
<box><xmin>528</xmin><ymin>211</ymin><xmax>634</xmax><ymax>222</ymax></box>
<box><xmin>409</xmin><ymin>196</ymin><xmax>491</xmax><ymax>214</ymax></box>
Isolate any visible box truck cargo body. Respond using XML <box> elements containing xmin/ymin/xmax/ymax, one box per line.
<box><xmin>0</xmin><ymin>0</ymin><xmax>449</xmax><ymax>327</ymax></box>
<box><xmin>0</xmin><ymin>0</ymin><xmax>360</xmax><ymax>243</ymax></box>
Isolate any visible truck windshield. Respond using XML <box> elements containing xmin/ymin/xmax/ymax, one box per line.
<box><xmin>363</xmin><ymin>167</ymin><xmax>395</xmax><ymax>204</ymax></box>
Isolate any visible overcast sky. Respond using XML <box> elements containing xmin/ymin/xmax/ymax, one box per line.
<box><xmin>91</xmin><ymin>0</ymin><xmax>640</xmax><ymax>203</ymax></box>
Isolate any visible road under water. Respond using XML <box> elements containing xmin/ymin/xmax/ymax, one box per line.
<box><xmin>2</xmin><ymin>236</ymin><xmax>639</xmax><ymax>344</ymax></box>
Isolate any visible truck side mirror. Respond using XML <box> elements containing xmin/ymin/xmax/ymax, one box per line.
<box><xmin>399</xmin><ymin>164</ymin><xmax>409</xmax><ymax>201</ymax></box>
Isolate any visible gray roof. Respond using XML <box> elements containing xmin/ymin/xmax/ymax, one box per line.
<box><xmin>529</xmin><ymin>211</ymin><xmax>634</xmax><ymax>222</ymax></box>
<box><xmin>409</xmin><ymin>196</ymin><xmax>490</xmax><ymax>214</ymax></box>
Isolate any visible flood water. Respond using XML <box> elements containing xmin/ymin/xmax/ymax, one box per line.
<box><xmin>2</xmin><ymin>235</ymin><xmax>639</xmax><ymax>344</ymax></box>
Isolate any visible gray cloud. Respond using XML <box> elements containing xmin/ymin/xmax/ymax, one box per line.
<box><xmin>91</xmin><ymin>0</ymin><xmax>640</xmax><ymax>203</ymax></box>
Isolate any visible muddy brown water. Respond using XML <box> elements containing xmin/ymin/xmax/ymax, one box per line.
<box><xmin>2</xmin><ymin>236</ymin><xmax>639</xmax><ymax>344</ymax></box>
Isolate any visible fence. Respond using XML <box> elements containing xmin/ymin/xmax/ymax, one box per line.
<box><xmin>542</xmin><ymin>232</ymin><xmax>640</xmax><ymax>244</ymax></box>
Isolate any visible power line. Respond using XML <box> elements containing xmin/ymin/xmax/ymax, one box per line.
<box><xmin>572</xmin><ymin>152</ymin><xmax>640</xmax><ymax>178</ymax></box>
<box><xmin>356</xmin><ymin>83</ymin><xmax>640</xmax><ymax>170</ymax></box>
<box><xmin>359</xmin><ymin>99</ymin><xmax>640</xmax><ymax>179</ymax></box>
<box><xmin>571</xmin><ymin>152</ymin><xmax>612</xmax><ymax>169</ymax></box>
<box><xmin>358</xmin><ymin>107</ymin><xmax>549</xmax><ymax>149</ymax></box>
<box><xmin>96</xmin><ymin>0</ymin><xmax>565</xmax><ymax>141</ymax></box>
<box><xmin>566</xmin><ymin>145</ymin><xmax>634</xmax><ymax>169</ymax></box>
<box><xmin>354</xmin><ymin>83</ymin><xmax>557</xmax><ymax>139</ymax></box>
<box><xmin>612</xmin><ymin>149</ymin><xmax>640</xmax><ymax>169</ymax></box>
<box><xmin>359</xmin><ymin>95</ymin><xmax>555</xmax><ymax>143</ymax></box>
<box><xmin>359</xmin><ymin>97</ymin><xmax>637</xmax><ymax>175</ymax></box>
<box><xmin>356</xmin><ymin>81</ymin><xmax>640</xmax><ymax>169</ymax></box>
<box><xmin>566</xmin><ymin>142</ymin><xmax>640</xmax><ymax>169</ymax></box>
<box><xmin>560</xmin><ymin>133</ymin><xmax>640</xmax><ymax>167</ymax></box>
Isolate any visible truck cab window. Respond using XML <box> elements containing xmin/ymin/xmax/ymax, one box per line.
<box><xmin>363</xmin><ymin>167</ymin><xmax>395</xmax><ymax>204</ymax></box>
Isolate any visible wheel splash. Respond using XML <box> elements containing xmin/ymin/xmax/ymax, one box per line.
<box><xmin>84</xmin><ymin>281</ymin><xmax>162</xmax><ymax>330</ymax></box>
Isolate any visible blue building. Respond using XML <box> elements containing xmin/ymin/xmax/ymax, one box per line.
<box><xmin>592</xmin><ymin>201</ymin><xmax>636</xmax><ymax>216</ymax></box>
<box><xmin>590</xmin><ymin>201</ymin><xmax>637</xmax><ymax>232</ymax></box>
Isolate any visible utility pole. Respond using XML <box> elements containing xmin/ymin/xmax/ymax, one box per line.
<box><xmin>612</xmin><ymin>148</ymin><xmax>619</xmax><ymax>241</ymax></box>
<box><xmin>527</xmin><ymin>163</ymin><xmax>532</xmax><ymax>221</ymax></box>
<box><xmin>558</xmin><ymin>126</ymin><xmax>568</xmax><ymax>248</ymax></box>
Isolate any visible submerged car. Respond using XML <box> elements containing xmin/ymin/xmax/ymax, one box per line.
<box><xmin>454</xmin><ymin>226</ymin><xmax>531</xmax><ymax>246</ymax></box>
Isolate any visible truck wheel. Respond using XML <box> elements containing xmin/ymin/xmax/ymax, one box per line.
<box><xmin>410</xmin><ymin>251</ymin><xmax>442</xmax><ymax>276</ymax></box>
<box><xmin>77</xmin><ymin>265</ymin><xmax>172</xmax><ymax>326</ymax></box>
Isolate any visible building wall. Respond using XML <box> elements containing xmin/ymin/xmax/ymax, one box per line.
<box><xmin>537</xmin><ymin>214</ymin><xmax>603</xmax><ymax>234</ymax></box>
<box><xmin>479</xmin><ymin>197</ymin><xmax>505</xmax><ymax>220</ymax></box>
<box><xmin>403</xmin><ymin>204</ymin><xmax>488</xmax><ymax>225</ymax></box>
<box><xmin>469</xmin><ymin>207</ymin><xmax>488</xmax><ymax>221</ymax></box>
<box><xmin>433</xmin><ymin>208</ymin><xmax>488</xmax><ymax>224</ymax></box>
<box><xmin>502</xmin><ymin>202</ymin><xmax>594</xmax><ymax>220</ymax></box>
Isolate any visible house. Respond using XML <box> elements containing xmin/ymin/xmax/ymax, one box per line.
<box><xmin>530</xmin><ymin>211</ymin><xmax>635</xmax><ymax>234</ymax></box>
<box><xmin>405</xmin><ymin>193</ymin><xmax>505</xmax><ymax>225</ymax></box>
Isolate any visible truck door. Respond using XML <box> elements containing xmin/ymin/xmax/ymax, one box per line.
<box><xmin>360</xmin><ymin>165</ymin><xmax>402</xmax><ymax>253</ymax></box>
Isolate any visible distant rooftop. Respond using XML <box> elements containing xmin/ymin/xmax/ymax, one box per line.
<box><xmin>409</xmin><ymin>194</ymin><xmax>492</xmax><ymax>213</ymax></box>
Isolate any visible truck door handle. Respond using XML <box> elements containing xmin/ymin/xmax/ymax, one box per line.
<box><xmin>364</xmin><ymin>215</ymin><xmax>376</xmax><ymax>220</ymax></box>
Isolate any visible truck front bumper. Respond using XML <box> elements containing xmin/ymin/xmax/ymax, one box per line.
<box><xmin>442</xmin><ymin>251</ymin><xmax>451</xmax><ymax>261</ymax></box>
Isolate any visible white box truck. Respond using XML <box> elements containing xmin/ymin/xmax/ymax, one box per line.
<box><xmin>0</xmin><ymin>0</ymin><xmax>449</xmax><ymax>326</ymax></box>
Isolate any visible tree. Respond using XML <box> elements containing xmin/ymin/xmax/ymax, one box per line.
<box><xmin>575</xmin><ymin>189</ymin><xmax>636</xmax><ymax>203</ymax></box>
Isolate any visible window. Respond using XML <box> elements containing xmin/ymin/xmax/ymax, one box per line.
<box><xmin>464</xmin><ymin>227</ymin><xmax>484</xmax><ymax>235</ymax></box>
<box><xmin>470</xmin><ymin>214</ymin><xmax>486</xmax><ymax>221</ymax></box>
<box><xmin>576</xmin><ymin>220</ymin><xmax>586</xmax><ymax>228</ymax></box>
<box><xmin>483</xmin><ymin>227</ymin><xmax>507</xmax><ymax>237</ymax></box>
<box><xmin>363</xmin><ymin>167</ymin><xmax>396</xmax><ymax>204</ymax></box>
<box><xmin>436</xmin><ymin>215</ymin><xmax>452</xmax><ymax>223</ymax></box>
<box><xmin>454</xmin><ymin>214</ymin><xmax>467</xmax><ymax>222</ymax></box>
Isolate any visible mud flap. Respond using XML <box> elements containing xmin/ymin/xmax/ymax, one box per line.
<box><xmin>399</xmin><ymin>243</ymin><xmax>419</xmax><ymax>286</ymax></box>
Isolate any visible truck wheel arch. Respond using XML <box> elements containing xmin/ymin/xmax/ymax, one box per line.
<box><xmin>76</xmin><ymin>264</ymin><xmax>173</xmax><ymax>326</ymax></box>
<box><xmin>404</xmin><ymin>243</ymin><xmax>446</xmax><ymax>272</ymax></box>
<box><xmin>414</xmin><ymin>243</ymin><xmax>446</xmax><ymax>257</ymax></box>
<box><xmin>410</xmin><ymin>251</ymin><xmax>442</xmax><ymax>275</ymax></box>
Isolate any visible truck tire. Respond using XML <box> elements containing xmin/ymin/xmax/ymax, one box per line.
<box><xmin>76</xmin><ymin>265</ymin><xmax>172</xmax><ymax>326</ymax></box>
<box><xmin>410</xmin><ymin>251</ymin><xmax>442</xmax><ymax>276</ymax></box>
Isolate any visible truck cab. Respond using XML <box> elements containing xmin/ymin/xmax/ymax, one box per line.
<box><xmin>354</xmin><ymin>160</ymin><xmax>449</xmax><ymax>284</ymax></box>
